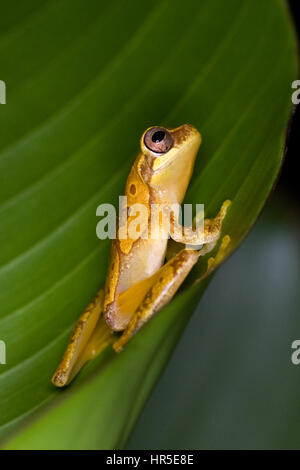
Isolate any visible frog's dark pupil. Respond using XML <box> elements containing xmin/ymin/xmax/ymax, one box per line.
<box><xmin>152</xmin><ymin>131</ymin><xmax>165</xmax><ymax>143</ymax></box>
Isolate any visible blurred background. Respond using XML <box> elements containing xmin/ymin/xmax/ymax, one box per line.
<box><xmin>127</xmin><ymin>0</ymin><xmax>300</xmax><ymax>449</ymax></box>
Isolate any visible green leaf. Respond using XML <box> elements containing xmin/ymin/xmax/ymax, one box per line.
<box><xmin>0</xmin><ymin>0</ymin><xmax>297</xmax><ymax>449</ymax></box>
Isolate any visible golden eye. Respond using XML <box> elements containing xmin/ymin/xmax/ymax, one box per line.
<box><xmin>144</xmin><ymin>127</ymin><xmax>173</xmax><ymax>154</ymax></box>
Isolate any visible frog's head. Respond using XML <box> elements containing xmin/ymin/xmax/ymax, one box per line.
<box><xmin>140</xmin><ymin>124</ymin><xmax>201</xmax><ymax>201</ymax></box>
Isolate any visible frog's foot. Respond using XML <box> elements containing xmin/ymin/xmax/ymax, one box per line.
<box><xmin>195</xmin><ymin>234</ymin><xmax>231</xmax><ymax>284</ymax></box>
<box><xmin>167</xmin><ymin>199</ymin><xmax>231</xmax><ymax>253</ymax></box>
<box><xmin>186</xmin><ymin>199</ymin><xmax>230</xmax><ymax>256</ymax></box>
<box><xmin>52</xmin><ymin>289</ymin><xmax>114</xmax><ymax>387</ymax></box>
<box><xmin>203</xmin><ymin>199</ymin><xmax>231</xmax><ymax>243</ymax></box>
<box><xmin>208</xmin><ymin>234</ymin><xmax>231</xmax><ymax>267</ymax></box>
<box><xmin>113</xmin><ymin>248</ymin><xmax>199</xmax><ymax>353</ymax></box>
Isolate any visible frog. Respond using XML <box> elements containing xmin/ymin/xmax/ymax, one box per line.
<box><xmin>52</xmin><ymin>124</ymin><xmax>231</xmax><ymax>387</ymax></box>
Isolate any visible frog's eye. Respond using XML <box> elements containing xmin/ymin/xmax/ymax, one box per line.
<box><xmin>144</xmin><ymin>127</ymin><xmax>173</xmax><ymax>154</ymax></box>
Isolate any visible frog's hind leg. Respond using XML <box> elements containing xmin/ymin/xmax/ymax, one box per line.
<box><xmin>113</xmin><ymin>249</ymin><xmax>199</xmax><ymax>352</ymax></box>
<box><xmin>52</xmin><ymin>289</ymin><xmax>114</xmax><ymax>387</ymax></box>
<box><xmin>201</xmin><ymin>234</ymin><xmax>231</xmax><ymax>279</ymax></box>
<box><xmin>113</xmin><ymin>200</ymin><xmax>232</xmax><ymax>353</ymax></box>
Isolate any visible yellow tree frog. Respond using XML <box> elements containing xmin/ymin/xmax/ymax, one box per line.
<box><xmin>52</xmin><ymin>124</ymin><xmax>230</xmax><ymax>387</ymax></box>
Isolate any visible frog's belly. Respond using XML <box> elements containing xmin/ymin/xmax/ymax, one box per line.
<box><xmin>104</xmin><ymin>237</ymin><xmax>168</xmax><ymax>331</ymax></box>
<box><xmin>117</xmin><ymin>237</ymin><xmax>168</xmax><ymax>294</ymax></box>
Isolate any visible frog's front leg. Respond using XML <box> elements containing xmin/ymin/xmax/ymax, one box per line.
<box><xmin>52</xmin><ymin>289</ymin><xmax>114</xmax><ymax>387</ymax></box>
<box><xmin>113</xmin><ymin>248</ymin><xmax>199</xmax><ymax>352</ymax></box>
<box><xmin>170</xmin><ymin>199</ymin><xmax>231</xmax><ymax>246</ymax></box>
